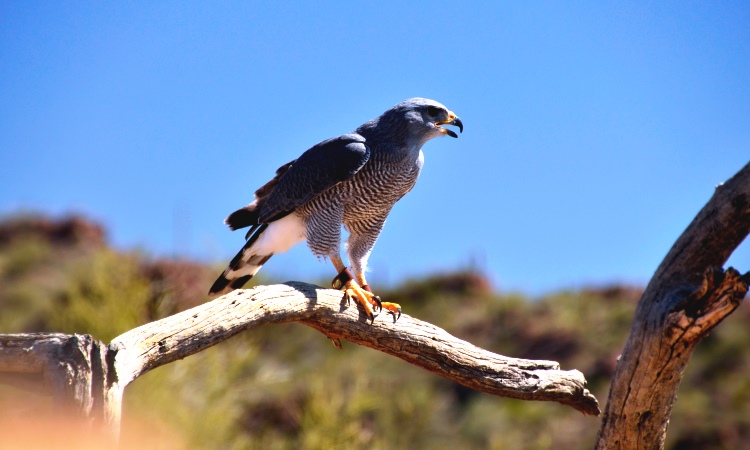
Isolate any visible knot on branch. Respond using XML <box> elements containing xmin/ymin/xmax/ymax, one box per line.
<box><xmin>667</xmin><ymin>267</ymin><xmax>748</xmax><ymax>343</ymax></box>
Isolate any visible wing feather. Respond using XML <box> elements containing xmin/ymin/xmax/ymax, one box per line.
<box><xmin>258</xmin><ymin>133</ymin><xmax>369</xmax><ymax>223</ymax></box>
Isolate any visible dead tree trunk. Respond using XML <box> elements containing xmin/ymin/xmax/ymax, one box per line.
<box><xmin>595</xmin><ymin>161</ymin><xmax>750</xmax><ymax>449</ymax></box>
<box><xmin>0</xmin><ymin>283</ymin><xmax>600</xmax><ymax>444</ymax></box>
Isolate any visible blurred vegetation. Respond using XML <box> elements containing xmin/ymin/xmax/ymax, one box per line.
<box><xmin>1</xmin><ymin>214</ymin><xmax>749</xmax><ymax>449</ymax></box>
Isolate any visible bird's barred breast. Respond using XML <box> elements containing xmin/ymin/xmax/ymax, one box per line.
<box><xmin>340</xmin><ymin>158</ymin><xmax>420</xmax><ymax>219</ymax></box>
<box><xmin>294</xmin><ymin>149</ymin><xmax>422</xmax><ymax>240</ymax></box>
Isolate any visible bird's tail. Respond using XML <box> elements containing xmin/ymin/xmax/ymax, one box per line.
<box><xmin>208</xmin><ymin>224</ymin><xmax>273</xmax><ymax>296</ymax></box>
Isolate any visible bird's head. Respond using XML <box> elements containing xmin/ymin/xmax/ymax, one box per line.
<box><xmin>397</xmin><ymin>98</ymin><xmax>463</xmax><ymax>140</ymax></box>
<box><xmin>363</xmin><ymin>98</ymin><xmax>463</xmax><ymax>147</ymax></box>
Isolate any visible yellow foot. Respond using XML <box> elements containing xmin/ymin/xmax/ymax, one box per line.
<box><xmin>343</xmin><ymin>282</ymin><xmax>402</xmax><ymax>322</ymax></box>
<box><xmin>380</xmin><ymin>301</ymin><xmax>402</xmax><ymax>321</ymax></box>
<box><xmin>343</xmin><ymin>281</ymin><xmax>380</xmax><ymax>323</ymax></box>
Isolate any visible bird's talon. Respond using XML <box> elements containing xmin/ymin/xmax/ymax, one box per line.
<box><xmin>387</xmin><ymin>307</ymin><xmax>402</xmax><ymax>321</ymax></box>
<box><xmin>373</xmin><ymin>296</ymin><xmax>382</xmax><ymax>312</ymax></box>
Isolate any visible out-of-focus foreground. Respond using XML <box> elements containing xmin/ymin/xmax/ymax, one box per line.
<box><xmin>1</xmin><ymin>214</ymin><xmax>748</xmax><ymax>450</ymax></box>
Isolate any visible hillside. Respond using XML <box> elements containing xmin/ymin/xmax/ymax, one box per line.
<box><xmin>1</xmin><ymin>214</ymin><xmax>748</xmax><ymax>449</ymax></box>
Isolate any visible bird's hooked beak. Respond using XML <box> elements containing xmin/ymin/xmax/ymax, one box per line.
<box><xmin>436</xmin><ymin>112</ymin><xmax>464</xmax><ymax>138</ymax></box>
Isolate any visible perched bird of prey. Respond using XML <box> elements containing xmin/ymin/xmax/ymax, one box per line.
<box><xmin>209</xmin><ymin>98</ymin><xmax>463</xmax><ymax>321</ymax></box>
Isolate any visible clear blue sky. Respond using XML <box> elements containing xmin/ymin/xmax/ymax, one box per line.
<box><xmin>1</xmin><ymin>1</ymin><xmax>748</xmax><ymax>295</ymax></box>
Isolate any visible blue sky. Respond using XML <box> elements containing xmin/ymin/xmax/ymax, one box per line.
<box><xmin>1</xmin><ymin>1</ymin><xmax>748</xmax><ymax>295</ymax></box>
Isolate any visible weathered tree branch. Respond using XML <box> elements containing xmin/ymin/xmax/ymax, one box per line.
<box><xmin>0</xmin><ymin>282</ymin><xmax>600</xmax><ymax>441</ymax></box>
<box><xmin>114</xmin><ymin>282</ymin><xmax>599</xmax><ymax>413</ymax></box>
<box><xmin>595</xmin><ymin>161</ymin><xmax>750</xmax><ymax>449</ymax></box>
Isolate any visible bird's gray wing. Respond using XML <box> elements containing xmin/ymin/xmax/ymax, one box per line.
<box><xmin>258</xmin><ymin>133</ymin><xmax>370</xmax><ymax>223</ymax></box>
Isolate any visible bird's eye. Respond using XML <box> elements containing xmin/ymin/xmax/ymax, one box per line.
<box><xmin>426</xmin><ymin>106</ymin><xmax>440</xmax><ymax>118</ymax></box>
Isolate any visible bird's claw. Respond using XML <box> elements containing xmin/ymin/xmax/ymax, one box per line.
<box><xmin>341</xmin><ymin>281</ymin><xmax>401</xmax><ymax>324</ymax></box>
<box><xmin>379</xmin><ymin>302</ymin><xmax>402</xmax><ymax>322</ymax></box>
<box><xmin>342</xmin><ymin>283</ymin><xmax>382</xmax><ymax>323</ymax></box>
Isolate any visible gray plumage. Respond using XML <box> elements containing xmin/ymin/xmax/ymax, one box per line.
<box><xmin>209</xmin><ymin>98</ymin><xmax>462</xmax><ymax>296</ymax></box>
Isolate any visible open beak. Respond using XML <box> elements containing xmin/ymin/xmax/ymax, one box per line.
<box><xmin>437</xmin><ymin>112</ymin><xmax>464</xmax><ymax>138</ymax></box>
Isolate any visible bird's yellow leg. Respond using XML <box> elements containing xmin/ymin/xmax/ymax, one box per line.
<box><xmin>330</xmin><ymin>255</ymin><xmax>347</xmax><ymax>274</ymax></box>
<box><xmin>330</xmin><ymin>256</ymin><xmax>382</xmax><ymax>322</ymax></box>
<box><xmin>357</xmin><ymin>273</ymin><xmax>402</xmax><ymax>320</ymax></box>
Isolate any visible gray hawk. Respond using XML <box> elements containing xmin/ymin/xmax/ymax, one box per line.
<box><xmin>209</xmin><ymin>98</ymin><xmax>463</xmax><ymax>321</ymax></box>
